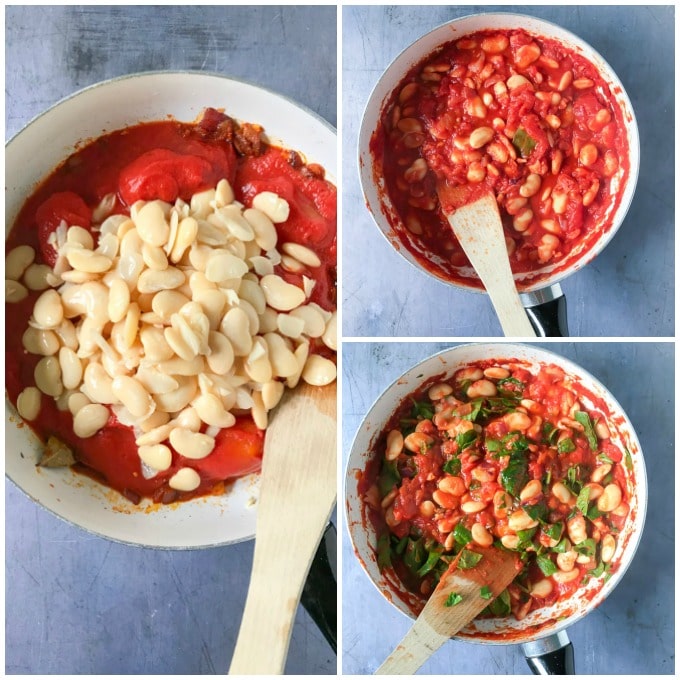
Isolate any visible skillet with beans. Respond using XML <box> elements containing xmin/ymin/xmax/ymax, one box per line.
<box><xmin>5</xmin><ymin>108</ymin><xmax>337</xmax><ymax>505</ymax></box>
<box><xmin>374</xmin><ymin>28</ymin><xmax>629</xmax><ymax>286</ymax></box>
<box><xmin>361</xmin><ymin>360</ymin><xmax>631</xmax><ymax>621</ymax></box>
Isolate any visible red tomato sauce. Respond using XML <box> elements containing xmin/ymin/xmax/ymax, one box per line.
<box><xmin>5</xmin><ymin>109</ymin><xmax>336</xmax><ymax>505</ymax></box>
<box><xmin>371</xmin><ymin>29</ymin><xmax>630</xmax><ymax>289</ymax></box>
<box><xmin>360</xmin><ymin>359</ymin><xmax>631</xmax><ymax>621</ymax></box>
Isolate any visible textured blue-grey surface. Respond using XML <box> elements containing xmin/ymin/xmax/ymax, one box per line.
<box><xmin>5</xmin><ymin>5</ymin><xmax>337</xmax><ymax>675</ymax></box>
<box><xmin>342</xmin><ymin>5</ymin><xmax>674</xmax><ymax>337</ymax></box>
<box><xmin>341</xmin><ymin>341</ymin><xmax>674</xmax><ymax>674</ymax></box>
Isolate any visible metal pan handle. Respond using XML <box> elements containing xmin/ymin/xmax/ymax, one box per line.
<box><xmin>521</xmin><ymin>630</ymin><xmax>575</xmax><ymax>674</ymax></box>
<box><xmin>520</xmin><ymin>284</ymin><xmax>569</xmax><ymax>337</ymax></box>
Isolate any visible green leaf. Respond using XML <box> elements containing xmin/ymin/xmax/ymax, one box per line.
<box><xmin>416</xmin><ymin>548</ymin><xmax>444</xmax><ymax>577</ymax></box>
<box><xmin>574</xmin><ymin>411</ymin><xmax>598</xmax><ymax>451</ymax></box>
<box><xmin>545</xmin><ymin>522</ymin><xmax>563</xmax><ymax>542</ymax></box>
<box><xmin>496</xmin><ymin>377</ymin><xmax>525</xmax><ymax>397</ymax></box>
<box><xmin>536</xmin><ymin>553</ymin><xmax>558</xmax><ymax>577</ymax></box>
<box><xmin>394</xmin><ymin>535</ymin><xmax>408</xmax><ymax>555</ymax></box>
<box><xmin>500</xmin><ymin>450</ymin><xmax>530</xmax><ymax>498</ymax></box>
<box><xmin>576</xmin><ymin>486</ymin><xmax>591</xmax><ymax>516</ymax></box>
<box><xmin>587</xmin><ymin>504</ymin><xmax>604</xmax><ymax>521</ymax></box>
<box><xmin>463</xmin><ymin>398</ymin><xmax>484</xmax><ymax>422</ymax></box>
<box><xmin>557</xmin><ymin>438</ymin><xmax>576</xmax><ymax>454</ymax></box>
<box><xmin>443</xmin><ymin>457</ymin><xmax>462</xmax><ymax>476</ymax></box>
<box><xmin>487</xmin><ymin>589</ymin><xmax>511</xmax><ymax>616</ymax></box>
<box><xmin>574</xmin><ymin>538</ymin><xmax>597</xmax><ymax>558</ymax></box>
<box><xmin>524</xmin><ymin>502</ymin><xmax>548</xmax><ymax>524</ymax></box>
<box><xmin>516</xmin><ymin>527</ymin><xmax>538</xmax><ymax>550</ymax></box>
<box><xmin>589</xmin><ymin>561</ymin><xmax>607</xmax><ymax>578</ymax></box>
<box><xmin>458</xmin><ymin>549</ymin><xmax>483</xmax><ymax>570</ymax></box>
<box><xmin>453</xmin><ymin>523</ymin><xmax>472</xmax><ymax>547</ymax></box>
<box><xmin>542</xmin><ymin>421</ymin><xmax>560</xmax><ymax>445</ymax></box>
<box><xmin>552</xmin><ymin>537</ymin><xmax>571</xmax><ymax>553</ymax></box>
<box><xmin>598</xmin><ymin>452</ymin><xmax>614</xmax><ymax>464</ymax></box>
<box><xmin>480</xmin><ymin>585</ymin><xmax>493</xmax><ymax>600</ymax></box>
<box><xmin>445</xmin><ymin>592</ymin><xmax>463</xmax><ymax>607</ymax></box>
<box><xmin>512</xmin><ymin>128</ymin><xmax>537</xmax><ymax>157</ymax></box>
<box><xmin>377</xmin><ymin>533</ymin><xmax>392</xmax><ymax>570</ymax></box>
<box><xmin>378</xmin><ymin>460</ymin><xmax>401</xmax><ymax>497</ymax></box>
<box><xmin>486</xmin><ymin>438</ymin><xmax>502</xmax><ymax>454</ymax></box>
<box><xmin>411</xmin><ymin>398</ymin><xmax>434</xmax><ymax>421</ymax></box>
<box><xmin>565</xmin><ymin>465</ymin><xmax>583</xmax><ymax>494</ymax></box>
<box><xmin>456</xmin><ymin>429</ymin><xmax>478</xmax><ymax>451</ymax></box>
<box><xmin>624</xmin><ymin>448</ymin><xmax>634</xmax><ymax>472</ymax></box>
<box><xmin>403</xmin><ymin>537</ymin><xmax>426</xmax><ymax>574</ymax></box>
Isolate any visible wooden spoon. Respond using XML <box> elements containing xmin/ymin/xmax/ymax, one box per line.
<box><xmin>229</xmin><ymin>381</ymin><xmax>337</xmax><ymax>675</ymax></box>
<box><xmin>375</xmin><ymin>545</ymin><xmax>521</xmax><ymax>675</ymax></box>
<box><xmin>436</xmin><ymin>180</ymin><xmax>536</xmax><ymax>337</ymax></box>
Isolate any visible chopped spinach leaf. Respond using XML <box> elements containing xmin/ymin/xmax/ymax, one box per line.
<box><xmin>524</xmin><ymin>502</ymin><xmax>548</xmax><ymax>524</ymax></box>
<box><xmin>536</xmin><ymin>553</ymin><xmax>558</xmax><ymax>577</ymax></box>
<box><xmin>378</xmin><ymin>459</ymin><xmax>401</xmax><ymax>497</ymax></box>
<box><xmin>416</xmin><ymin>548</ymin><xmax>444</xmax><ymax>577</ymax></box>
<box><xmin>486</xmin><ymin>438</ymin><xmax>502</xmax><ymax>454</ymax></box>
<box><xmin>458</xmin><ymin>549</ymin><xmax>483</xmax><ymax>570</ymax></box>
<box><xmin>456</xmin><ymin>429</ymin><xmax>479</xmax><ymax>451</ymax></box>
<box><xmin>624</xmin><ymin>448</ymin><xmax>634</xmax><ymax>472</ymax></box>
<box><xmin>496</xmin><ymin>376</ymin><xmax>525</xmax><ymax>397</ymax></box>
<box><xmin>576</xmin><ymin>486</ymin><xmax>591</xmax><ymax>516</ymax></box>
<box><xmin>443</xmin><ymin>457</ymin><xmax>462</xmax><ymax>476</ymax></box>
<box><xmin>545</xmin><ymin>522</ymin><xmax>563</xmax><ymax>542</ymax></box>
<box><xmin>557</xmin><ymin>437</ymin><xmax>576</xmax><ymax>454</ymax></box>
<box><xmin>552</xmin><ymin>537</ymin><xmax>571</xmax><ymax>553</ymax></box>
<box><xmin>487</xmin><ymin>588</ymin><xmax>511</xmax><ymax>616</ymax></box>
<box><xmin>512</xmin><ymin>128</ymin><xmax>537</xmax><ymax>157</ymax></box>
<box><xmin>574</xmin><ymin>538</ymin><xmax>597</xmax><ymax>558</ymax></box>
<box><xmin>589</xmin><ymin>561</ymin><xmax>607</xmax><ymax>578</ymax></box>
<box><xmin>377</xmin><ymin>533</ymin><xmax>392</xmax><ymax>570</ymax></box>
<box><xmin>598</xmin><ymin>452</ymin><xmax>614</xmax><ymax>464</ymax></box>
<box><xmin>403</xmin><ymin>537</ymin><xmax>427</xmax><ymax>574</ymax></box>
<box><xmin>445</xmin><ymin>592</ymin><xmax>463</xmax><ymax>607</ymax></box>
<box><xmin>542</xmin><ymin>421</ymin><xmax>560</xmax><ymax>445</ymax></box>
<box><xmin>480</xmin><ymin>585</ymin><xmax>493</xmax><ymax>600</ymax></box>
<box><xmin>394</xmin><ymin>535</ymin><xmax>408</xmax><ymax>555</ymax></box>
<box><xmin>411</xmin><ymin>398</ymin><xmax>434</xmax><ymax>421</ymax></box>
<box><xmin>574</xmin><ymin>411</ymin><xmax>598</xmax><ymax>451</ymax></box>
<box><xmin>500</xmin><ymin>450</ymin><xmax>530</xmax><ymax>498</ymax></box>
<box><xmin>453</xmin><ymin>523</ymin><xmax>472</xmax><ymax>547</ymax></box>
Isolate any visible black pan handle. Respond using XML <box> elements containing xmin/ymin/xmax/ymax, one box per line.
<box><xmin>300</xmin><ymin>522</ymin><xmax>337</xmax><ymax>654</ymax></box>
<box><xmin>521</xmin><ymin>631</ymin><xmax>575</xmax><ymax>674</ymax></box>
<box><xmin>520</xmin><ymin>284</ymin><xmax>569</xmax><ymax>337</ymax></box>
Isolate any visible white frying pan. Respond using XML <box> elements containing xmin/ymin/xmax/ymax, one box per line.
<box><xmin>358</xmin><ymin>14</ymin><xmax>640</xmax><ymax>336</ymax></box>
<box><xmin>5</xmin><ymin>71</ymin><xmax>337</xmax><ymax>549</ymax></box>
<box><xmin>345</xmin><ymin>343</ymin><xmax>647</xmax><ymax>673</ymax></box>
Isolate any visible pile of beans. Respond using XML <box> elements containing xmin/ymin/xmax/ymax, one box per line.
<box><xmin>6</xmin><ymin>179</ymin><xmax>336</xmax><ymax>492</ymax></box>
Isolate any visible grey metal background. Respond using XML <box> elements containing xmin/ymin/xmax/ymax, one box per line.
<box><xmin>341</xmin><ymin>341</ymin><xmax>674</xmax><ymax>674</ymax></box>
<box><xmin>342</xmin><ymin>5</ymin><xmax>674</xmax><ymax>338</ymax></box>
<box><xmin>5</xmin><ymin>5</ymin><xmax>337</xmax><ymax>675</ymax></box>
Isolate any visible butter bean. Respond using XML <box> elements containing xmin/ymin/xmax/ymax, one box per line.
<box><xmin>73</xmin><ymin>403</ymin><xmax>110</xmax><ymax>438</ymax></box>
<box><xmin>169</xmin><ymin>467</ymin><xmax>201</xmax><ymax>492</ymax></box>
<box><xmin>16</xmin><ymin>386</ymin><xmax>41</xmax><ymax>421</ymax></box>
<box><xmin>169</xmin><ymin>427</ymin><xmax>214</xmax><ymax>460</ymax></box>
<box><xmin>6</xmin><ymin>245</ymin><xmax>35</xmax><ymax>281</ymax></box>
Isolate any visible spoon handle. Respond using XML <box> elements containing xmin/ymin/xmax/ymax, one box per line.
<box><xmin>229</xmin><ymin>500</ymin><xmax>334</xmax><ymax>674</ymax></box>
<box><xmin>375</xmin><ymin>622</ymin><xmax>449</xmax><ymax>675</ymax></box>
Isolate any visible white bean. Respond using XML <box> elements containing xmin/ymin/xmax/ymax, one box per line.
<box><xmin>6</xmin><ymin>245</ymin><xmax>36</xmax><ymax>281</ymax></box>
<box><xmin>205</xmin><ymin>249</ymin><xmax>248</xmax><ymax>282</ymax></box>
<box><xmin>264</xmin><ymin>332</ymin><xmax>299</xmax><ymax>378</ymax></box>
<box><xmin>321</xmin><ymin>311</ymin><xmax>337</xmax><ymax>351</ymax></box>
<box><xmin>73</xmin><ymin>403</ymin><xmax>110</xmax><ymax>438</ymax></box>
<box><xmin>22</xmin><ymin>326</ymin><xmax>60</xmax><ymax>356</ymax></box>
<box><xmin>243</xmin><ymin>208</ymin><xmax>278</xmax><ymax>251</ymax></box>
<box><xmin>281</xmin><ymin>242</ymin><xmax>321</xmax><ymax>268</ymax></box>
<box><xmin>169</xmin><ymin>467</ymin><xmax>201</xmax><ymax>492</ymax></box>
<box><xmin>138</xmin><ymin>444</ymin><xmax>172</xmax><ymax>472</ymax></box>
<box><xmin>23</xmin><ymin>263</ymin><xmax>59</xmax><ymax>291</ymax></box>
<box><xmin>6</xmin><ymin>279</ymin><xmax>29</xmax><ymax>303</ymax></box>
<box><xmin>169</xmin><ymin>427</ymin><xmax>214</xmax><ymax>459</ymax></box>
<box><xmin>301</xmin><ymin>354</ymin><xmax>337</xmax><ymax>386</ymax></box>
<box><xmin>206</xmin><ymin>331</ymin><xmax>235</xmax><ymax>375</ymax></box>
<box><xmin>252</xmin><ymin>191</ymin><xmax>290</xmax><ymax>223</ymax></box>
<box><xmin>193</xmin><ymin>393</ymin><xmax>236</xmax><ymax>428</ymax></box>
<box><xmin>136</xmin><ymin>267</ymin><xmax>185</xmax><ymax>294</ymax></box>
<box><xmin>111</xmin><ymin>375</ymin><xmax>155</xmax><ymax>419</ymax></box>
<box><xmin>32</xmin><ymin>290</ymin><xmax>65</xmax><ymax>329</ymax></box>
<box><xmin>65</xmin><ymin>247</ymin><xmax>113</xmax><ymax>274</ymax></box>
<box><xmin>220</xmin><ymin>307</ymin><xmax>253</xmax><ymax>356</ymax></box>
<box><xmin>34</xmin><ymin>356</ymin><xmax>63</xmax><ymax>397</ymax></box>
<box><xmin>261</xmin><ymin>380</ymin><xmax>285</xmax><ymax>411</ymax></box>
<box><xmin>290</xmin><ymin>305</ymin><xmax>326</xmax><ymax>337</ymax></box>
<box><xmin>260</xmin><ymin>274</ymin><xmax>306</xmax><ymax>311</ymax></box>
<box><xmin>58</xmin><ymin>347</ymin><xmax>83</xmax><ymax>390</ymax></box>
<box><xmin>135</xmin><ymin>201</ymin><xmax>170</xmax><ymax>247</ymax></box>
<box><xmin>68</xmin><ymin>392</ymin><xmax>91</xmax><ymax>416</ymax></box>
<box><xmin>16</xmin><ymin>386</ymin><xmax>41</xmax><ymax>421</ymax></box>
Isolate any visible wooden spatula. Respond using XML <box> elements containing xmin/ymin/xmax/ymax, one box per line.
<box><xmin>229</xmin><ymin>381</ymin><xmax>337</xmax><ymax>675</ymax></box>
<box><xmin>375</xmin><ymin>545</ymin><xmax>521</xmax><ymax>675</ymax></box>
<box><xmin>436</xmin><ymin>180</ymin><xmax>536</xmax><ymax>337</ymax></box>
